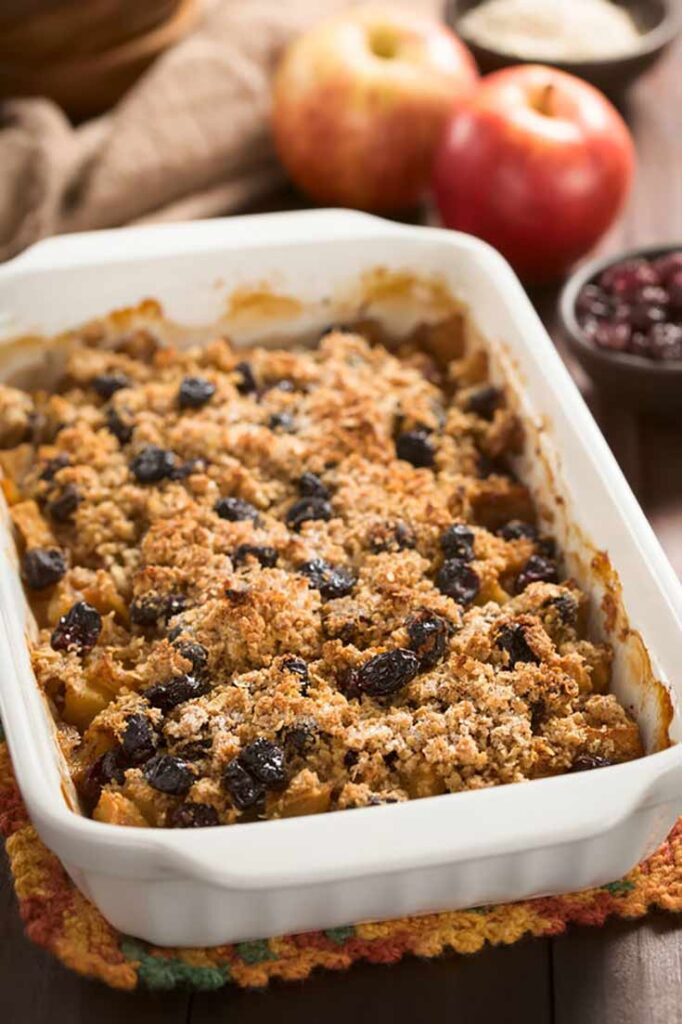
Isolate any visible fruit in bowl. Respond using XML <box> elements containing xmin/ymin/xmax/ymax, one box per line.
<box><xmin>433</xmin><ymin>65</ymin><xmax>635</xmax><ymax>282</ymax></box>
<box><xmin>272</xmin><ymin>4</ymin><xmax>478</xmax><ymax>212</ymax></box>
<box><xmin>576</xmin><ymin>250</ymin><xmax>682</xmax><ymax>361</ymax></box>
<box><xmin>559</xmin><ymin>245</ymin><xmax>682</xmax><ymax>419</ymax></box>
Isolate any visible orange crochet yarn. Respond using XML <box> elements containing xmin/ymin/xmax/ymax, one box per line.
<box><xmin>2</xmin><ymin>739</ymin><xmax>682</xmax><ymax>991</ymax></box>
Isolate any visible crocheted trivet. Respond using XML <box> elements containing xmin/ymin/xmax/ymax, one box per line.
<box><xmin>2</xmin><ymin>739</ymin><xmax>681</xmax><ymax>991</ymax></box>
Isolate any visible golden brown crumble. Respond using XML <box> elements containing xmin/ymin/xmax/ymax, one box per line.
<box><xmin>0</xmin><ymin>321</ymin><xmax>642</xmax><ymax>828</ymax></box>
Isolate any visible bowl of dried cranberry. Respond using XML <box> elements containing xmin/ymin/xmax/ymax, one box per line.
<box><xmin>559</xmin><ymin>244</ymin><xmax>682</xmax><ymax>417</ymax></box>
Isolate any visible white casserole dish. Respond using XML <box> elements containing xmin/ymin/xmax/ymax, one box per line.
<box><xmin>0</xmin><ymin>209</ymin><xmax>681</xmax><ymax>948</ymax></box>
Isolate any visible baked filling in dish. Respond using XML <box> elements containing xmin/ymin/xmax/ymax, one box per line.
<box><xmin>0</xmin><ymin>319</ymin><xmax>643</xmax><ymax>828</ymax></box>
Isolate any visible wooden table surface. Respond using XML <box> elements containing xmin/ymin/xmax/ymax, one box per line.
<box><xmin>1</xmin><ymin>36</ymin><xmax>681</xmax><ymax>1024</ymax></box>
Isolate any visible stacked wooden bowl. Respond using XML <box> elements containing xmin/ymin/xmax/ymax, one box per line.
<box><xmin>0</xmin><ymin>0</ymin><xmax>198</xmax><ymax>120</ymax></box>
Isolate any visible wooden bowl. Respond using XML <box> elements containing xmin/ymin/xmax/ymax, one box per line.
<box><xmin>0</xmin><ymin>1</ymin><xmax>183</xmax><ymax>64</ymax></box>
<box><xmin>559</xmin><ymin>244</ymin><xmax>682</xmax><ymax>419</ymax></box>
<box><xmin>0</xmin><ymin>0</ymin><xmax>199</xmax><ymax>120</ymax></box>
<box><xmin>447</xmin><ymin>0</ymin><xmax>680</xmax><ymax>96</ymax></box>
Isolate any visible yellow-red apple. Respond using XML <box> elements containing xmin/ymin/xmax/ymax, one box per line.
<box><xmin>272</xmin><ymin>5</ymin><xmax>478</xmax><ymax>211</ymax></box>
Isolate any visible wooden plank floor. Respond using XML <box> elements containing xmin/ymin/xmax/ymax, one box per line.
<box><xmin>1</xmin><ymin>34</ymin><xmax>680</xmax><ymax>1024</ymax></box>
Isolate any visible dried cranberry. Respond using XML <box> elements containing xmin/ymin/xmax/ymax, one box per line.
<box><xmin>356</xmin><ymin>648</ymin><xmax>420</xmax><ymax>698</ymax></box>
<box><xmin>497</xmin><ymin>520</ymin><xmax>538</xmax><ymax>542</ymax></box>
<box><xmin>269</xmin><ymin>411</ymin><xmax>296</xmax><ymax>432</ymax></box>
<box><xmin>39</xmin><ymin>454</ymin><xmax>70</xmax><ymax>481</ymax></box>
<box><xmin>169</xmin><ymin>802</ymin><xmax>219</xmax><ymax>828</ymax></box>
<box><xmin>22</xmin><ymin>548</ymin><xmax>66</xmax><ymax>590</ymax></box>
<box><xmin>637</xmin><ymin>285</ymin><xmax>669</xmax><ymax>308</ymax></box>
<box><xmin>233</xmin><ymin>544</ymin><xmax>278</xmax><ymax>568</ymax></box>
<box><xmin>178</xmin><ymin>376</ymin><xmax>215</xmax><ymax>410</ymax></box>
<box><xmin>120</xmin><ymin>714</ymin><xmax>157</xmax><ymax>766</ymax></box>
<box><xmin>169</xmin><ymin>458</ymin><xmax>204</xmax><ymax>480</ymax></box>
<box><xmin>130</xmin><ymin>445</ymin><xmax>176</xmax><ymax>483</ymax></box>
<box><xmin>144</xmin><ymin>673</ymin><xmax>208</xmax><ymax>712</ymax></box>
<box><xmin>143</xmin><ymin>754</ymin><xmax>194</xmax><ymax>795</ymax></box>
<box><xmin>174</xmin><ymin>739</ymin><xmax>212</xmax><ymax>761</ymax></box>
<box><xmin>298</xmin><ymin>559</ymin><xmax>355</xmax><ymax>599</ymax></box>
<box><xmin>234</xmin><ymin>361</ymin><xmax>257</xmax><ymax>394</ymax></box>
<box><xmin>440</xmin><ymin>523</ymin><xmax>475</xmax><ymax>561</ymax></box>
<box><xmin>131</xmin><ymin>599</ymin><xmax>171</xmax><ymax>628</ymax></box>
<box><xmin>628</xmin><ymin>331</ymin><xmax>651</xmax><ymax>357</ymax></box>
<box><xmin>571</xmin><ymin>754</ymin><xmax>613</xmax><ymax>772</ymax></box>
<box><xmin>537</xmin><ymin>536</ymin><xmax>557</xmax><ymax>559</ymax></box>
<box><xmin>282</xmin><ymin>656</ymin><xmax>309</xmax><ymax>694</ymax></box>
<box><xmin>395</xmin><ymin>429</ymin><xmax>435</xmax><ymax>468</ymax></box>
<box><xmin>91</xmin><ymin>372</ymin><xmax>130</xmax><ymax>399</ymax></box>
<box><xmin>648</xmin><ymin>322</ymin><xmax>682</xmax><ymax>361</ymax></box>
<box><xmin>545</xmin><ymin>593</ymin><xmax>578</xmax><ymax>627</ymax></box>
<box><xmin>630</xmin><ymin>302</ymin><xmax>666</xmax><ymax>332</ymax></box>
<box><xmin>222</xmin><ymin>759</ymin><xmax>265</xmax><ymax>810</ymax></box>
<box><xmin>406</xmin><ymin>610</ymin><xmax>451</xmax><ymax>669</ymax></box>
<box><xmin>298</xmin><ymin>472</ymin><xmax>330</xmax><ymax>499</ymax></box>
<box><xmin>436</xmin><ymin>559</ymin><xmax>480</xmax><ymax>605</ymax></box>
<box><xmin>214</xmin><ymin>496</ymin><xmax>260</xmax><ymax>523</ymax></box>
<box><xmin>130</xmin><ymin>593</ymin><xmax>186</xmax><ymax>627</ymax></box>
<box><xmin>106</xmin><ymin>407</ymin><xmax>134</xmax><ymax>445</ymax></box>
<box><xmin>611</xmin><ymin>301</ymin><xmax>634</xmax><ymax>323</ymax></box>
<box><xmin>282</xmin><ymin>657</ymin><xmax>308</xmax><ymax>677</ymax></box>
<box><xmin>575</xmin><ymin>284</ymin><xmax>612</xmax><ymax>320</ymax></box>
<box><xmin>239</xmin><ymin>738</ymin><xmax>287</xmax><ymax>789</ymax></box>
<box><xmin>368</xmin><ymin>520</ymin><xmax>416</xmax><ymax>553</ymax></box>
<box><xmin>171</xmin><ymin>639</ymin><xmax>209</xmax><ymax>675</ymax></box>
<box><xmin>495</xmin><ymin>623</ymin><xmax>539</xmax><ymax>668</ymax></box>
<box><xmin>48</xmin><ymin>483</ymin><xmax>81</xmax><ymax>522</ymax></box>
<box><xmin>337</xmin><ymin>666</ymin><xmax>361</xmax><ymax>699</ymax></box>
<box><xmin>286</xmin><ymin>496</ymin><xmax>332</xmax><ymax>530</ymax></box>
<box><xmin>515</xmin><ymin>555</ymin><xmax>558</xmax><ymax>592</ymax></box>
<box><xmin>281</xmin><ymin>718</ymin><xmax>318</xmax><ymax>753</ymax></box>
<box><xmin>592</xmin><ymin>322</ymin><xmax>631</xmax><ymax>352</ymax></box>
<box><xmin>465</xmin><ymin>385</ymin><xmax>502</xmax><ymax>420</ymax></box>
<box><xmin>600</xmin><ymin>259</ymin><xmax>658</xmax><ymax>298</ymax></box>
<box><xmin>51</xmin><ymin>601</ymin><xmax>101</xmax><ymax>653</ymax></box>
<box><xmin>78</xmin><ymin>750</ymin><xmax>125</xmax><ymax>810</ymax></box>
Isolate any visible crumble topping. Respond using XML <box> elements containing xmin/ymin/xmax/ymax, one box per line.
<box><xmin>0</xmin><ymin>320</ymin><xmax>642</xmax><ymax>828</ymax></box>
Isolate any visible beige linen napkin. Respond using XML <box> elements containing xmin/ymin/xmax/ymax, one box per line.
<box><xmin>0</xmin><ymin>0</ymin><xmax>442</xmax><ymax>261</ymax></box>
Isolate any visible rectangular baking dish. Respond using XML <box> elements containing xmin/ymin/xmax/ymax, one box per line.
<box><xmin>0</xmin><ymin>210</ymin><xmax>681</xmax><ymax>948</ymax></box>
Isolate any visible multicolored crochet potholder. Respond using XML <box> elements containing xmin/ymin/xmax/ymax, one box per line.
<box><xmin>2</xmin><ymin>738</ymin><xmax>682</xmax><ymax>991</ymax></box>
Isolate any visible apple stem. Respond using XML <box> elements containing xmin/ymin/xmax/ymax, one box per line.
<box><xmin>535</xmin><ymin>83</ymin><xmax>555</xmax><ymax>117</ymax></box>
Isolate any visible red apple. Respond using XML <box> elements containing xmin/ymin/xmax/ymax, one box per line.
<box><xmin>272</xmin><ymin>5</ymin><xmax>478</xmax><ymax>212</ymax></box>
<box><xmin>433</xmin><ymin>65</ymin><xmax>635</xmax><ymax>282</ymax></box>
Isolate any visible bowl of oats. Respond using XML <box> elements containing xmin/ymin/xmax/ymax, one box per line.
<box><xmin>449</xmin><ymin>0</ymin><xmax>680</xmax><ymax>95</ymax></box>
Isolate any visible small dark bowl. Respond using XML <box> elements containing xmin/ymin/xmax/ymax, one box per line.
<box><xmin>559</xmin><ymin>244</ymin><xmax>682</xmax><ymax>418</ymax></box>
<box><xmin>448</xmin><ymin>0</ymin><xmax>680</xmax><ymax>96</ymax></box>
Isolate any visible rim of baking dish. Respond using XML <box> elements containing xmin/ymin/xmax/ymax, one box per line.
<box><xmin>0</xmin><ymin>210</ymin><xmax>681</xmax><ymax>890</ymax></box>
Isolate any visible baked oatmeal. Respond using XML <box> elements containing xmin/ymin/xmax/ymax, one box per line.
<box><xmin>0</xmin><ymin>318</ymin><xmax>642</xmax><ymax>828</ymax></box>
